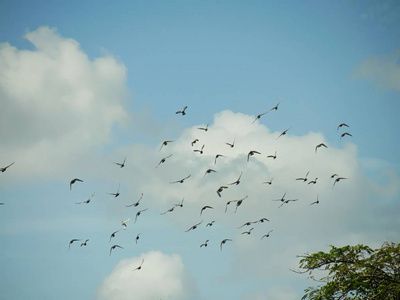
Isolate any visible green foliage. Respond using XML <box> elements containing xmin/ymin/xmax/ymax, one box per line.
<box><xmin>295</xmin><ymin>242</ymin><xmax>400</xmax><ymax>300</ymax></box>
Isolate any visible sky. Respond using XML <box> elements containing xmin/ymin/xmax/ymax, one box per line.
<box><xmin>1</xmin><ymin>1</ymin><xmax>400</xmax><ymax>299</ymax></box>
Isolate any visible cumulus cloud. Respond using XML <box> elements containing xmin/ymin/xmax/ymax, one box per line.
<box><xmin>97</xmin><ymin>251</ymin><xmax>197</xmax><ymax>300</ymax></box>
<box><xmin>0</xmin><ymin>26</ymin><xmax>128</xmax><ymax>178</ymax></box>
<box><xmin>353</xmin><ymin>48</ymin><xmax>400</xmax><ymax>93</ymax></box>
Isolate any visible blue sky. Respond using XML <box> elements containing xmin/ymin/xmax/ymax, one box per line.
<box><xmin>1</xmin><ymin>1</ymin><xmax>400</xmax><ymax>299</ymax></box>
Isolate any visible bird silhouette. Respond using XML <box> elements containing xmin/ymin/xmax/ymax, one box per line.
<box><xmin>75</xmin><ymin>192</ymin><xmax>95</xmax><ymax>204</ymax></box>
<box><xmin>160</xmin><ymin>206</ymin><xmax>175</xmax><ymax>215</ymax></box>
<box><xmin>220</xmin><ymin>239</ymin><xmax>232</xmax><ymax>250</ymax></box>
<box><xmin>217</xmin><ymin>186</ymin><xmax>228</xmax><ymax>197</ymax></box>
<box><xmin>340</xmin><ymin>132</ymin><xmax>352</xmax><ymax>138</ymax></box>
<box><xmin>126</xmin><ymin>193</ymin><xmax>144</xmax><ymax>207</ymax></box>
<box><xmin>228</xmin><ymin>171</ymin><xmax>243</xmax><ymax>185</ymax></box>
<box><xmin>296</xmin><ymin>171</ymin><xmax>310</xmax><ymax>182</ymax></box>
<box><xmin>241</xmin><ymin>228</ymin><xmax>254</xmax><ymax>235</ymax></box>
<box><xmin>70</xmin><ymin>178</ymin><xmax>83</xmax><ymax>190</ymax></box>
<box><xmin>263</xmin><ymin>178</ymin><xmax>273</xmax><ymax>185</ymax></box>
<box><xmin>135</xmin><ymin>233</ymin><xmax>140</xmax><ymax>244</ymax></box>
<box><xmin>69</xmin><ymin>239</ymin><xmax>81</xmax><ymax>250</ymax></box>
<box><xmin>175</xmin><ymin>106</ymin><xmax>187</xmax><ymax>115</ymax></box>
<box><xmin>333</xmin><ymin>177</ymin><xmax>347</xmax><ymax>188</ymax></box>
<box><xmin>315</xmin><ymin>143</ymin><xmax>327</xmax><ymax>153</ymax></box>
<box><xmin>206</xmin><ymin>221</ymin><xmax>215</xmax><ymax>227</ymax></box>
<box><xmin>200</xmin><ymin>240</ymin><xmax>209</xmax><ymax>247</ymax></box>
<box><xmin>109</xmin><ymin>230</ymin><xmax>120</xmax><ymax>242</ymax></box>
<box><xmin>193</xmin><ymin>144</ymin><xmax>205</xmax><ymax>154</ymax></box>
<box><xmin>276</xmin><ymin>127</ymin><xmax>290</xmax><ymax>139</ymax></box>
<box><xmin>200</xmin><ymin>205</ymin><xmax>214</xmax><ymax>215</ymax></box>
<box><xmin>261</xmin><ymin>230</ymin><xmax>273</xmax><ymax>239</ymax></box>
<box><xmin>133</xmin><ymin>259</ymin><xmax>144</xmax><ymax>271</ymax></box>
<box><xmin>114</xmin><ymin>157</ymin><xmax>126</xmax><ymax>168</ymax></box>
<box><xmin>247</xmin><ymin>150</ymin><xmax>261</xmax><ymax>162</ymax></box>
<box><xmin>234</xmin><ymin>195</ymin><xmax>248</xmax><ymax>213</ymax></box>
<box><xmin>252</xmin><ymin>111</ymin><xmax>268</xmax><ymax>124</ymax></box>
<box><xmin>337</xmin><ymin>123</ymin><xmax>349</xmax><ymax>131</ymax></box>
<box><xmin>80</xmin><ymin>239</ymin><xmax>89</xmax><ymax>247</ymax></box>
<box><xmin>237</xmin><ymin>221</ymin><xmax>255</xmax><ymax>229</ymax></box>
<box><xmin>160</xmin><ymin>140</ymin><xmax>174</xmax><ymax>151</ymax></box>
<box><xmin>214</xmin><ymin>154</ymin><xmax>225</xmax><ymax>164</ymax></box>
<box><xmin>121</xmin><ymin>218</ymin><xmax>130</xmax><ymax>230</ymax></box>
<box><xmin>279</xmin><ymin>199</ymin><xmax>298</xmax><ymax>208</ymax></box>
<box><xmin>198</xmin><ymin>123</ymin><xmax>209</xmax><ymax>131</ymax></box>
<box><xmin>191</xmin><ymin>139</ymin><xmax>199</xmax><ymax>146</ymax></box>
<box><xmin>308</xmin><ymin>178</ymin><xmax>318</xmax><ymax>185</ymax></box>
<box><xmin>273</xmin><ymin>192</ymin><xmax>286</xmax><ymax>202</ymax></box>
<box><xmin>310</xmin><ymin>195</ymin><xmax>320</xmax><ymax>205</ymax></box>
<box><xmin>268</xmin><ymin>102</ymin><xmax>280</xmax><ymax>111</ymax></box>
<box><xmin>170</xmin><ymin>175</ymin><xmax>191</xmax><ymax>184</ymax></box>
<box><xmin>110</xmin><ymin>244</ymin><xmax>123</xmax><ymax>256</ymax></box>
<box><xmin>1</xmin><ymin>162</ymin><xmax>14</xmax><ymax>173</ymax></box>
<box><xmin>226</xmin><ymin>138</ymin><xmax>235</xmax><ymax>148</ymax></box>
<box><xmin>267</xmin><ymin>151</ymin><xmax>277</xmax><ymax>159</ymax></box>
<box><xmin>107</xmin><ymin>183</ymin><xmax>120</xmax><ymax>197</ymax></box>
<box><xmin>255</xmin><ymin>217</ymin><xmax>270</xmax><ymax>224</ymax></box>
<box><xmin>185</xmin><ymin>221</ymin><xmax>203</xmax><ymax>232</ymax></box>
<box><xmin>204</xmin><ymin>169</ymin><xmax>217</xmax><ymax>177</ymax></box>
<box><xmin>174</xmin><ymin>197</ymin><xmax>185</xmax><ymax>208</ymax></box>
<box><xmin>155</xmin><ymin>154</ymin><xmax>172</xmax><ymax>168</ymax></box>
<box><xmin>135</xmin><ymin>209</ymin><xmax>148</xmax><ymax>223</ymax></box>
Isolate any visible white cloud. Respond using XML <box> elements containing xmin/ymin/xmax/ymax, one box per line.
<box><xmin>0</xmin><ymin>26</ymin><xmax>128</xmax><ymax>178</ymax></box>
<box><xmin>353</xmin><ymin>48</ymin><xmax>400</xmax><ymax>93</ymax></box>
<box><xmin>97</xmin><ymin>251</ymin><xmax>197</xmax><ymax>300</ymax></box>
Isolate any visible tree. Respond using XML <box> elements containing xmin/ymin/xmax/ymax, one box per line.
<box><xmin>294</xmin><ymin>242</ymin><xmax>400</xmax><ymax>300</ymax></box>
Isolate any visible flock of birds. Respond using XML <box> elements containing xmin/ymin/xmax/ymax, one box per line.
<box><xmin>1</xmin><ymin>102</ymin><xmax>353</xmax><ymax>271</ymax></box>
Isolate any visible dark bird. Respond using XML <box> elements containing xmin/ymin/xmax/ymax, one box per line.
<box><xmin>200</xmin><ymin>240</ymin><xmax>209</xmax><ymax>247</ymax></box>
<box><xmin>276</xmin><ymin>127</ymin><xmax>290</xmax><ymax>139</ymax></box>
<box><xmin>121</xmin><ymin>218</ymin><xmax>130</xmax><ymax>230</ymax></box>
<box><xmin>133</xmin><ymin>259</ymin><xmax>144</xmax><ymax>271</ymax></box>
<box><xmin>135</xmin><ymin>209</ymin><xmax>148</xmax><ymax>223</ymax></box>
<box><xmin>70</xmin><ymin>178</ymin><xmax>83</xmax><ymax>190</ymax></box>
<box><xmin>273</xmin><ymin>192</ymin><xmax>287</xmax><ymax>202</ymax></box>
<box><xmin>296</xmin><ymin>171</ymin><xmax>310</xmax><ymax>182</ymax></box>
<box><xmin>331</xmin><ymin>173</ymin><xmax>339</xmax><ymax>178</ymax></box>
<box><xmin>193</xmin><ymin>144</ymin><xmax>205</xmax><ymax>154</ymax></box>
<box><xmin>214</xmin><ymin>154</ymin><xmax>225</xmax><ymax>165</ymax></box>
<box><xmin>228</xmin><ymin>171</ymin><xmax>243</xmax><ymax>185</ymax></box>
<box><xmin>333</xmin><ymin>177</ymin><xmax>347</xmax><ymax>188</ymax></box>
<box><xmin>155</xmin><ymin>154</ymin><xmax>172</xmax><ymax>168</ymax></box>
<box><xmin>340</xmin><ymin>132</ymin><xmax>353</xmax><ymax>138</ymax></box>
<box><xmin>160</xmin><ymin>206</ymin><xmax>175</xmax><ymax>215</ymax></box>
<box><xmin>69</xmin><ymin>239</ymin><xmax>81</xmax><ymax>250</ymax></box>
<box><xmin>226</xmin><ymin>138</ymin><xmax>235</xmax><ymax>148</ymax></box>
<box><xmin>256</xmin><ymin>218</ymin><xmax>270</xmax><ymax>224</ymax></box>
<box><xmin>237</xmin><ymin>221</ymin><xmax>255</xmax><ymax>229</ymax></box>
<box><xmin>225</xmin><ymin>200</ymin><xmax>236</xmax><ymax>213</ymax></box>
<box><xmin>174</xmin><ymin>197</ymin><xmax>185</xmax><ymax>208</ymax></box>
<box><xmin>175</xmin><ymin>106</ymin><xmax>187</xmax><ymax>115</ymax></box>
<box><xmin>268</xmin><ymin>102</ymin><xmax>280</xmax><ymax>111</ymax></box>
<box><xmin>206</xmin><ymin>221</ymin><xmax>215</xmax><ymax>227</ymax></box>
<box><xmin>185</xmin><ymin>221</ymin><xmax>203</xmax><ymax>232</ymax></box>
<box><xmin>126</xmin><ymin>193</ymin><xmax>144</xmax><ymax>207</ymax></box>
<box><xmin>263</xmin><ymin>178</ymin><xmax>273</xmax><ymax>185</ymax></box>
<box><xmin>110</xmin><ymin>244</ymin><xmax>123</xmax><ymax>256</ymax></box>
<box><xmin>279</xmin><ymin>199</ymin><xmax>298</xmax><ymax>208</ymax></box>
<box><xmin>170</xmin><ymin>175</ymin><xmax>191</xmax><ymax>184</ymax></box>
<box><xmin>252</xmin><ymin>111</ymin><xmax>268</xmax><ymax>124</ymax></box>
<box><xmin>135</xmin><ymin>233</ymin><xmax>140</xmax><ymax>244</ymax></box>
<box><xmin>220</xmin><ymin>239</ymin><xmax>232</xmax><ymax>250</ymax></box>
<box><xmin>160</xmin><ymin>140</ymin><xmax>174</xmax><ymax>151</ymax></box>
<box><xmin>75</xmin><ymin>192</ymin><xmax>95</xmax><ymax>204</ymax></box>
<box><xmin>109</xmin><ymin>230</ymin><xmax>120</xmax><ymax>242</ymax></box>
<box><xmin>241</xmin><ymin>228</ymin><xmax>254</xmax><ymax>235</ymax></box>
<box><xmin>200</xmin><ymin>205</ymin><xmax>214</xmax><ymax>215</ymax></box>
<box><xmin>81</xmin><ymin>239</ymin><xmax>89</xmax><ymax>247</ymax></box>
<box><xmin>217</xmin><ymin>186</ymin><xmax>228</xmax><ymax>197</ymax></box>
<box><xmin>234</xmin><ymin>195</ymin><xmax>248</xmax><ymax>213</ymax></box>
<box><xmin>191</xmin><ymin>139</ymin><xmax>199</xmax><ymax>146</ymax></box>
<box><xmin>315</xmin><ymin>143</ymin><xmax>327</xmax><ymax>153</ymax></box>
<box><xmin>247</xmin><ymin>150</ymin><xmax>261</xmax><ymax>162</ymax></box>
<box><xmin>337</xmin><ymin>123</ymin><xmax>349</xmax><ymax>131</ymax></box>
<box><xmin>261</xmin><ymin>230</ymin><xmax>273</xmax><ymax>239</ymax></box>
<box><xmin>115</xmin><ymin>157</ymin><xmax>126</xmax><ymax>168</ymax></box>
<box><xmin>204</xmin><ymin>168</ymin><xmax>217</xmax><ymax>177</ymax></box>
<box><xmin>198</xmin><ymin>123</ymin><xmax>209</xmax><ymax>131</ymax></box>
<box><xmin>107</xmin><ymin>183</ymin><xmax>120</xmax><ymax>198</ymax></box>
<box><xmin>267</xmin><ymin>151</ymin><xmax>277</xmax><ymax>159</ymax></box>
<box><xmin>308</xmin><ymin>178</ymin><xmax>318</xmax><ymax>185</ymax></box>
<box><xmin>1</xmin><ymin>162</ymin><xmax>14</xmax><ymax>173</ymax></box>
<box><xmin>310</xmin><ymin>195</ymin><xmax>320</xmax><ymax>205</ymax></box>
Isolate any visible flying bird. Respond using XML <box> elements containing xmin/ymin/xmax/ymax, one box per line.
<box><xmin>206</xmin><ymin>221</ymin><xmax>215</xmax><ymax>227</ymax></box>
<box><xmin>333</xmin><ymin>177</ymin><xmax>347</xmax><ymax>188</ymax></box>
<box><xmin>107</xmin><ymin>183</ymin><xmax>120</xmax><ymax>198</ymax></box>
<box><xmin>160</xmin><ymin>206</ymin><xmax>175</xmax><ymax>215</ymax></box>
<box><xmin>237</xmin><ymin>221</ymin><xmax>255</xmax><ymax>229</ymax></box>
<box><xmin>185</xmin><ymin>221</ymin><xmax>203</xmax><ymax>232</ymax></box>
<box><xmin>226</xmin><ymin>138</ymin><xmax>235</xmax><ymax>148</ymax></box>
<box><xmin>110</xmin><ymin>244</ymin><xmax>123</xmax><ymax>256</ymax></box>
<box><xmin>267</xmin><ymin>151</ymin><xmax>277</xmax><ymax>159</ymax></box>
<box><xmin>261</xmin><ymin>230</ymin><xmax>273</xmax><ymax>239</ymax></box>
<box><xmin>263</xmin><ymin>178</ymin><xmax>273</xmax><ymax>185</ymax></box>
<box><xmin>276</xmin><ymin>127</ymin><xmax>290</xmax><ymax>139</ymax></box>
<box><xmin>200</xmin><ymin>205</ymin><xmax>214</xmax><ymax>215</ymax></box>
<box><xmin>80</xmin><ymin>239</ymin><xmax>89</xmax><ymax>247</ymax></box>
<box><xmin>200</xmin><ymin>240</ymin><xmax>209</xmax><ymax>247</ymax></box>
<box><xmin>296</xmin><ymin>171</ymin><xmax>310</xmax><ymax>182</ymax></box>
<box><xmin>268</xmin><ymin>102</ymin><xmax>280</xmax><ymax>111</ymax></box>
<box><xmin>193</xmin><ymin>144</ymin><xmax>205</xmax><ymax>154</ymax></box>
<box><xmin>234</xmin><ymin>196</ymin><xmax>248</xmax><ymax>213</ymax></box>
<box><xmin>273</xmin><ymin>192</ymin><xmax>287</xmax><ymax>202</ymax></box>
<box><xmin>308</xmin><ymin>178</ymin><xmax>318</xmax><ymax>185</ymax></box>
<box><xmin>279</xmin><ymin>199</ymin><xmax>298</xmax><ymax>208</ymax></box>
<box><xmin>198</xmin><ymin>123</ymin><xmax>209</xmax><ymax>131</ymax></box>
<box><xmin>126</xmin><ymin>193</ymin><xmax>144</xmax><ymax>207</ymax></box>
<box><xmin>217</xmin><ymin>186</ymin><xmax>228</xmax><ymax>197</ymax></box>
<box><xmin>121</xmin><ymin>218</ymin><xmax>130</xmax><ymax>230</ymax></box>
<box><xmin>315</xmin><ymin>143</ymin><xmax>327</xmax><ymax>153</ymax></box>
<box><xmin>135</xmin><ymin>209</ymin><xmax>148</xmax><ymax>223</ymax></box>
<box><xmin>228</xmin><ymin>171</ymin><xmax>243</xmax><ymax>185</ymax></box>
<box><xmin>135</xmin><ymin>233</ymin><xmax>140</xmax><ymax>244</ymax></box>
<box><xmin>255</xmin><ymin>218</ymin><xmax>270</xmax><ymax>224</ymax></box>
<box><xmin>204</xmin><ymin>168</ymin><xmax>217</xmax><ymax>177</ymax></box>
<box><xmin>252</xmin><ymin>111</ymin><xmax>268</xmax><ymax>124</ymax></box>
<box><xmin>75</xmin><ymin>191</ymin><xmax>96</xmax><ymax>204</ymax></box>
<box><xmin>69</xmin><ymin>239</ymin><xmax>81</xmax><ymax>250</ymax></box>
<box><xmin>174</xmin><ymin>197</ymin><xmax>185</xmax><ymax>208</ymax></box>
<box><xmin>170</xmin><ymin>175</ymin><xmax>191</xmax><ymax>184</ymax></box>
<box><xmin>70</xmin><ymin>178</ymin><xmax>83</xmax><ymax>190</ymax></box>
<box><xmin>191</xmin><ymin>139</ymin><xmax>199</xmax><ymax>146</ymax></box>
<box><xmin>133</xmin><ymin>259</ymin><xmax>144</xmax><ymax>271</ymax></box>
<box><xmin>337</xmin><ymin>123</ymin><xmax>349</xmax><ymax>131</ymax></box>
<box><xmin>155</xmin><ymin>154</ymin><xmax>172</xmax><ymax>168</ymax></box>
<box><xmin>175</xmin><ymin>106</ymin><xmax>187</xmax><ymax>115</ymax></box>
<box><xmin>160</xmin><ymin>140</ymin><xmax>174</xmax><ymax>151</ymax></box>
<box><xmin>1</xmin><ymin>162</ymin><xmax>15</xmax><ymax>173</ymax></box>
<box><xmin>247</xmin><ymin>150</ymin><xmax>261</xmax><ymax>162</ymax></box>
<box><xmin>241</xmin><ymin>228</ymin><xmax>254</xmax><ymax>235</ymax></box>
<box><xmin>114</xmin><ymin>157</ymin><xmax>126</xmax><ymax>168</ymax></box>
<box><xmin>109</xmin><ymin>230</ymin><xmax>120</xmax><ymax>242</ymax></box>
<box><xmin>310</xmin><ymin>195</ymin><xmax>320</xmax><ymax>205</ymax></box>
<box><xmin>220</xmin><ymin>239</ymin><xmax>232</xmax><ymax>251</ymax></box>
<box><xmin>340</xmin><ymin>132</ymin><xmax>353</xmax><ymax>138</ymax></box>
<box><xmin>214</xmin><ymin>154</ymin><xmax>225</xmax><ymax>165</ymax></box>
